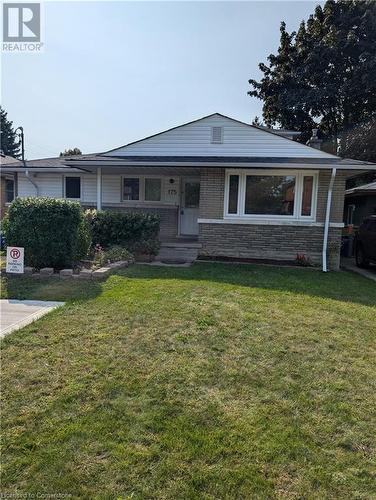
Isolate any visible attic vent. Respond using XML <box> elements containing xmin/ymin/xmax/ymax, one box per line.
<box><xmin>211</xmin><ymin>126</ymin><xmax>223</xmax><ymax>144</ymax></box>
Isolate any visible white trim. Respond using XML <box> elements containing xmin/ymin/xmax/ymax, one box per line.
<box><xmin>198</xmin><ymin>218</ymin><xmax>344</xmax><ymax>228</ymax></box>
<box><xmin>322</xmin><ymin>167</ymin><xmax>337</xmax><ymax>272</ymax></box>
<box><xmin>96</xmin><ymin>167</ymin><xmax>102</xmax><ymax>210</ymax></box>
<box><xmin>223</xmin><ymin>168</ymin><xmax>319</xmax><ymax>222</ymax></box>
<box><xmin>63</xmin><ymin>174</ymin><xmax>81</xmax><ymax>200</ymax></box>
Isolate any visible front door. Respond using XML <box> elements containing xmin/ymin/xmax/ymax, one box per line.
<box><xmin>180</xmin><ymin>178</ymin><xmax>200</xmax><ymax>235</ymax></box>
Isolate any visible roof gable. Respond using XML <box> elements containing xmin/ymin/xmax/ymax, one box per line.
<box><xmin>102</xmin><ymin>113</ymin><xmax>336</xmax><ymax>159</ymax></box>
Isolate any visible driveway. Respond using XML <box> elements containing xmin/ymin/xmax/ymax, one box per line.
<box><xmin>341</xmin><ymin>258</ymin><xmax>376</xmax><ymax>282</ymax></box>
<box><xmin>0</xmin><ymin>300</ymin><xmax>64</xmax><ymax>338</ymax></box>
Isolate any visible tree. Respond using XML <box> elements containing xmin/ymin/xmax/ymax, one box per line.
<box><xmin>248</xmin><ymin>1</ymin><xmax>376</xmax><ymax>154</ymax></box>
<box><xmin>0</xmin><ymin>107</ymin><xmax>21</xmax><ymax>158</ymax></box>
<box><xmin>340</xmin><ymin>119</ymin><xmax>376</xmax><ymax>163</ymax></box>
<box><xmin>60</xmin><ymin>148</ymin><xmax>82</xmax><ymax>157</ymax></box>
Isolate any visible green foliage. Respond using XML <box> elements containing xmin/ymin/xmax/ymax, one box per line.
<box><xmin>94</xmin><ymin>245</ymin><xmax>135</xmax><ymax>267</ymax></box>
<box><xmin>86</xmin><ymin>210</ymin><xmax>160</xmax><ymax>255</ymax></box>
<box><xmin>249</xmin><ymin>0</ymin><xmax>376</xmax><ymax>153</ymax></box>
<box><xmin>4</xmin><ymin>197</ymin><xmax>91</xmax><ymax>269</ymax></box>
<box><xmin>59</xmin><ymin>148</ymin><xmax>82</xmax><ymax>157</ymax></box>
<box><xmin>0</xmin><ymin>107</ymin><xmax>21</xmax><ymax>158</ymax></box>
<box><xmin>340</xmin><ymin>119</ymin><xmax>376</xmax><ymax>163</ymax></box>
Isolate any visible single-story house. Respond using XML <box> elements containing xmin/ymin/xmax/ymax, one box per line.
<box><xmin>344</xmin><ymin>181</ymin><xmax>376</xmax><ymax>226</ymax></box>
<box><xmin>0</xmin><ymin>153</ymin><xmax>21</xmax><ymax>217</ymax></box>
<box><xmin>2</xmin><ymin>113</ymin><xmax>375</xmax><ymax>270</ymax></box>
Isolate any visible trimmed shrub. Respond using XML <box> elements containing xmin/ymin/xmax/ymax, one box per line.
<box><xmin>4</xmin><ymin>197</ymin><xmax>91</xmax><ymax>269</ymax></box>
<box><xmin>86</xmin><ymin>210</ymin><xmax>160</xmax><ymax>255</ymax></box>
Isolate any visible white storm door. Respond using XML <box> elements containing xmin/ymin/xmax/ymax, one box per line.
<box><xmin>180</xmin><ymin>178</ymin><xmax>200</xmax><ymax>235</ymax></box>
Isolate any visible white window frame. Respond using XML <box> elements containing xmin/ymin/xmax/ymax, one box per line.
<box><xmin>224</xmin><ymin>169</ymin><xmax>318</xmax><ymax>222</ymax></box>
<box><xmin>63</xmin><ymin>174</ymin><xmax>82</xmax><ymax>200</ymax></box>
<box><xmin>121</xmin><ymin>175</ymin><xmax>163</xmax><ymax>203</ymax></box>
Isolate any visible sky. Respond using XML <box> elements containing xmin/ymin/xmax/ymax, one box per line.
<box><xmin>2</xmin><ymin>1</ymin><xmax>322</xmax><ymax>159</ymax></box>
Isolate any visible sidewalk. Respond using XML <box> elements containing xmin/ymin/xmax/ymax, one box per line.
<box><xmin>0</xmin><ymin>300</ymin><xmax>64</xmax><ymax>338</ymax></box>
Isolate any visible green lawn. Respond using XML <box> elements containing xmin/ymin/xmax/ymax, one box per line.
<box><xmin>1</xmin><ymin>263</ymin><xmax>376</xmax><ymax>499</ymax></box>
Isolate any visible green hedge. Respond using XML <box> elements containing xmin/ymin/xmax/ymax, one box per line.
<box><xmin>86</xmin><ymin>210</ymin><xmax>160</xmax><ymax>255</ymax></box>
<box><xmin>4</xmin><ymin>197</ymin><xmax>91</xmax><ymax>269</ymax></box>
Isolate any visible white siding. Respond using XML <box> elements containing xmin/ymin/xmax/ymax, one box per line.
<box><xmin>81</xmin><ymin>175</ymin><xmax>96</xmax><ymax>203</ymax></box>
<box><xmin>102</xmin><ymin>175</ymin><xmax>121</xmax><ymax>203</ymax></box>
<box><xmin>18</xmin><ymin>173</ymin><xmax>63</xmax><ymax>198</ymax></box>
<box><xmin>104</xmin><ymin>114</ymin><xmax>335</xmax><ymax>159</ymax></box>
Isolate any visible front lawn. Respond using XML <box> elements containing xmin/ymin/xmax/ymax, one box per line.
<box><xmin>2</xmin><ymin>263</ymin><xmax>376</xmax><ymax>498</ymax></box>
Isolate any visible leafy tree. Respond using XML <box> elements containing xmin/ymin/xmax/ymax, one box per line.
<box><xmin>340</xmin><ymin>119</ymin><xmax>376</xmax><ymax>163</ymax></box>
<box><xmin>0</xmin><ymin>107</ymin><xmax>21</xmax><ymax>158</ymax></box>
<box><xmin>248</xmin><ymin>1</ymin><xmax>376</xmax><ymax>154</ymax></box>
<box><xmin>60</xmin><ymin>147</ymin><xmax>82</xmax><ymax>157</ymax></box>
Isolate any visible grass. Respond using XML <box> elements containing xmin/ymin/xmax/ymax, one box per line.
<box><xmin>1</xmin><ymin>263</ymin><xmax>376</xmax><ymax>499</ymax></box>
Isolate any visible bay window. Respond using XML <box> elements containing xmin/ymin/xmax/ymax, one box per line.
<box><xmin>225</xmin><ymin>169</ymin><xmax>317</xmax><ymax>221</ymax></box>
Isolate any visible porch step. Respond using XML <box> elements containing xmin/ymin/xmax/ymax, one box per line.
<box><xmin>157</xmin><ymin>242</ymin><xmax>201</xmax><ymax>263</ymax></box>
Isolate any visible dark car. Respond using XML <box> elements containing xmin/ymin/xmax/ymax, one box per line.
<box><xmin>355</xmin><ymin>216</ymin><xmax>376</xmax><ymax>268</ymax></box>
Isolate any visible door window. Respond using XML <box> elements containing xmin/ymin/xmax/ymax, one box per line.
<box><xmin>184</xmin><ymin>182</ymin><xmax>200</xmax><ymax>208</ymax></box>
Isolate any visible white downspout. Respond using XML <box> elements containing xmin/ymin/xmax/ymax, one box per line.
<box><xmin>25</xmin><ymin>169</ymin><xmax>38</xmax><ymax>195</ymax></box>
<box><xmin>322</xmin><ymin>167</ymin><xmax>337</xmax><ymax>272</ymax></box>
<box><xmin>96</xmin><ymin>167</ymin><xmax>102</xmax><ymax>210</ymax></box>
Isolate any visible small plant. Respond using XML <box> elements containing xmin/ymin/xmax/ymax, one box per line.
<box><xmin>94</xmin><ymin>245</ymin><xmax>134</xmax><ymax>267</ymax></box>
<box><xmin>295</xmin><ymin>253</ymin><xmax>314</xmax><ymax>267</ymax></box>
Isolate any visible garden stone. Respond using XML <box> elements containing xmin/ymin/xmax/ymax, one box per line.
<box><xmin>40</xmin><ymin>268</ymin><xmax>54</xmax><ymax>277</ymax></box>
<box><xmin>108</xmin><ymin>260</ymin><xmax>128</xmax><ymax>269</ymax></box>
<box><xmin>24</xmin><ymin>267</ymin><xmax>33</xmax><ymax>275</ymax></box>
<box><xmin>92</xmin><ymin>267</ymin><xmax>111</xmax><ymax>279</ymax></box>
<box><xmin>60</xmin><ymin>269</ymin><xmax>73</xmax><ymax>278</ymax></box>
<box><xmin>78</xmin><ymin>269</ymin><xmax>93</xmax><ymax>279</ymax></box>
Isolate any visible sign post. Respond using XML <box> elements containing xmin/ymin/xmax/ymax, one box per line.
<box><xmin>6</xmin><ymin>247</ymin><xmax>24</xmax><ymax>274</ymax></box>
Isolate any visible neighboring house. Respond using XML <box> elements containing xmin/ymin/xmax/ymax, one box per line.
<box><xmin>344</xmin><ymin>182</ymin><xmax>376</xmax><ymax>226</ymax></box>
<box><xmin>0</xmin><ymin>153</ymin><xmax>21</xmax><ymax>217</ymax></box>
<box><xmin>1</xmin><ymin>113</ymin><xmax>375</xmax><ymax>270</ymax></box>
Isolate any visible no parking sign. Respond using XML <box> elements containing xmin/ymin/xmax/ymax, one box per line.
<box><xmin>6</xmin><ymin>247</ymin><xmax>24</xmax><ymax>274</ymax></box>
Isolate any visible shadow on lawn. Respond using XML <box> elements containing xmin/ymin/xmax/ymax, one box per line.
<box><xmin>2</xmin><ymin>275</ymin><xmax>103</xmax><ymax>302</ymax></box>
<box><xmin>119</xmin><ymin>262</ymin><xmax>376</xmax><ymax>308</ymax></box>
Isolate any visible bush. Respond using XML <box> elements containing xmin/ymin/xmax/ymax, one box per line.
<box><xmin>94</xmin><ymin>245</ymin><xmax>134</xmax><ymax>267</ymax></box>
<box><xmin>86</xmin><ymin>210</ymin><xmax>160</xmax><ymax>255</ymax></box>
<box><xmin>4</xmin><ymin>197</ymin><xmax>91</xmax><ymax>269</ymax></box>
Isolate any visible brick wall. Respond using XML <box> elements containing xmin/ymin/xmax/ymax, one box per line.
<box><xmin>198</xmin><ymin>168</ymin><xmax>347</xmax><ymax>270</ymax></box>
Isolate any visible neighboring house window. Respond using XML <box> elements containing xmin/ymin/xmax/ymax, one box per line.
<box><xmin>65</xmin><ymin>176</ymin><xmax>81</xmax><ymax>199</ymax></box>
<box><xmin>123</xmin><ymin>178</ymin><xmax>140</xmax><ymax>200</ymax></box>
<box><xmin>224</xmin><ymin>169</ymin><xmax>318</xmax><ymax>220</ymax></box>
<box><xmin>346</xmin><ymin>204</ymin><xmax>355</xmax><ymax>225</ymax></box>
<box><xmin>145</xmin><ymin>178</ymin><xmax>161</xmax><ymax>201</ymax></box>
<box><xmin>5</xmin><ymin>176</ymin><xmax>15</xmax><ymax>203</ymax></box>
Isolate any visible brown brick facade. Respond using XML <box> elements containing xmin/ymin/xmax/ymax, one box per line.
<box><xmin>198</xmin><ymin>168</ymin><xmax>347</xmax><ymax>270</ymax></box>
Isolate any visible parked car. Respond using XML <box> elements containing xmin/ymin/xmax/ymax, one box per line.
<box><xmin>354</xmin><ymin>216</ymin><xmax>376</xmax><ymax>268</ymax></box>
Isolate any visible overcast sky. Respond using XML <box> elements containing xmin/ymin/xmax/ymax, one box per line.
<box><xmin>2</xmin><ymin>1</ymin><xmax>322</xmax><ymax>159</ymax></box>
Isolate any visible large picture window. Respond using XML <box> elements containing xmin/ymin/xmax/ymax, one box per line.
<box><xmin>122</xmin><ymin>176</ymin><xmax>164</xmax><ymax>202</ymax></box>
<box><xmin>145</xmin><ymin>178</ymin><xmax>161</xmax><ymax>201</ymax></box>
<box><xmin>224</xmin><ymin>169</ymin><xmax>317</xmax><ymax>221</ymax></box>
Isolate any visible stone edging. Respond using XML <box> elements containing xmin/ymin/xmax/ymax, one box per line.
<box><xmin>6</xmin><ymin>261</ymin><xmax>129</xmax><ymax>279</ymax></box>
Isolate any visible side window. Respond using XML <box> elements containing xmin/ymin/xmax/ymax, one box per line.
<box><xmin>65</xmin><ymin>177</ymin><xmax>81</xmax><ymax>199</ymax></box>
<box><xmin>5</xmin><ymin>177</ymin><xmax>15</xmax><ymax>203</ymax></box>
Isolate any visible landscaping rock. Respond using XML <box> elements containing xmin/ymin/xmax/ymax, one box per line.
<box><xmin>78</xmin><ymin>269</ymin><xmax>93</xmax><ymax>279</ymax></box>
<box><xmin>40</xmin><ymin>267</ymin><xmax>54</xmax><ymax>277</ymax></box>
<box><xmin>92</xmin><ymin>267</ymin><xmax>111</xmax><ymax>279</ymax></box>
<box><xmin>108</xmin><ymin>260</ymin><xmax>129</xmax><ymax>269</ymax></box>
<box><xmin>60</xmin><ymin>269</ymin><xmax>73</xmax><ymax>278</ymax></box>
<box><xmin>24</xmin><ymin>267</ymin><xmax>34</xmax><ymax>275</ymax></box>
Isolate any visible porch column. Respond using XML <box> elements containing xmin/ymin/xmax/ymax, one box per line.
<box><xmin>96</xmin><ymin>167</ymin><xmax>102</xmax><ymax>210</ymax></box>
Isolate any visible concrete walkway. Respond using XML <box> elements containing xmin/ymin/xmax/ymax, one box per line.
<box><xmin>0</xmin><ymin>300</ymin><xmax>64</xmax><ymax>338</ymax></box>
<box><xmin>341</xmin><ymin>258</ymin><xmax>376</xmax><ymax>283</ymax></box>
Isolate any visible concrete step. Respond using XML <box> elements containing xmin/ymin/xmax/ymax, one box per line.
<box><xmin>157</xmin><ymin>245</ymin><xmax>199</xmax><ymax>263</ymax></box>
